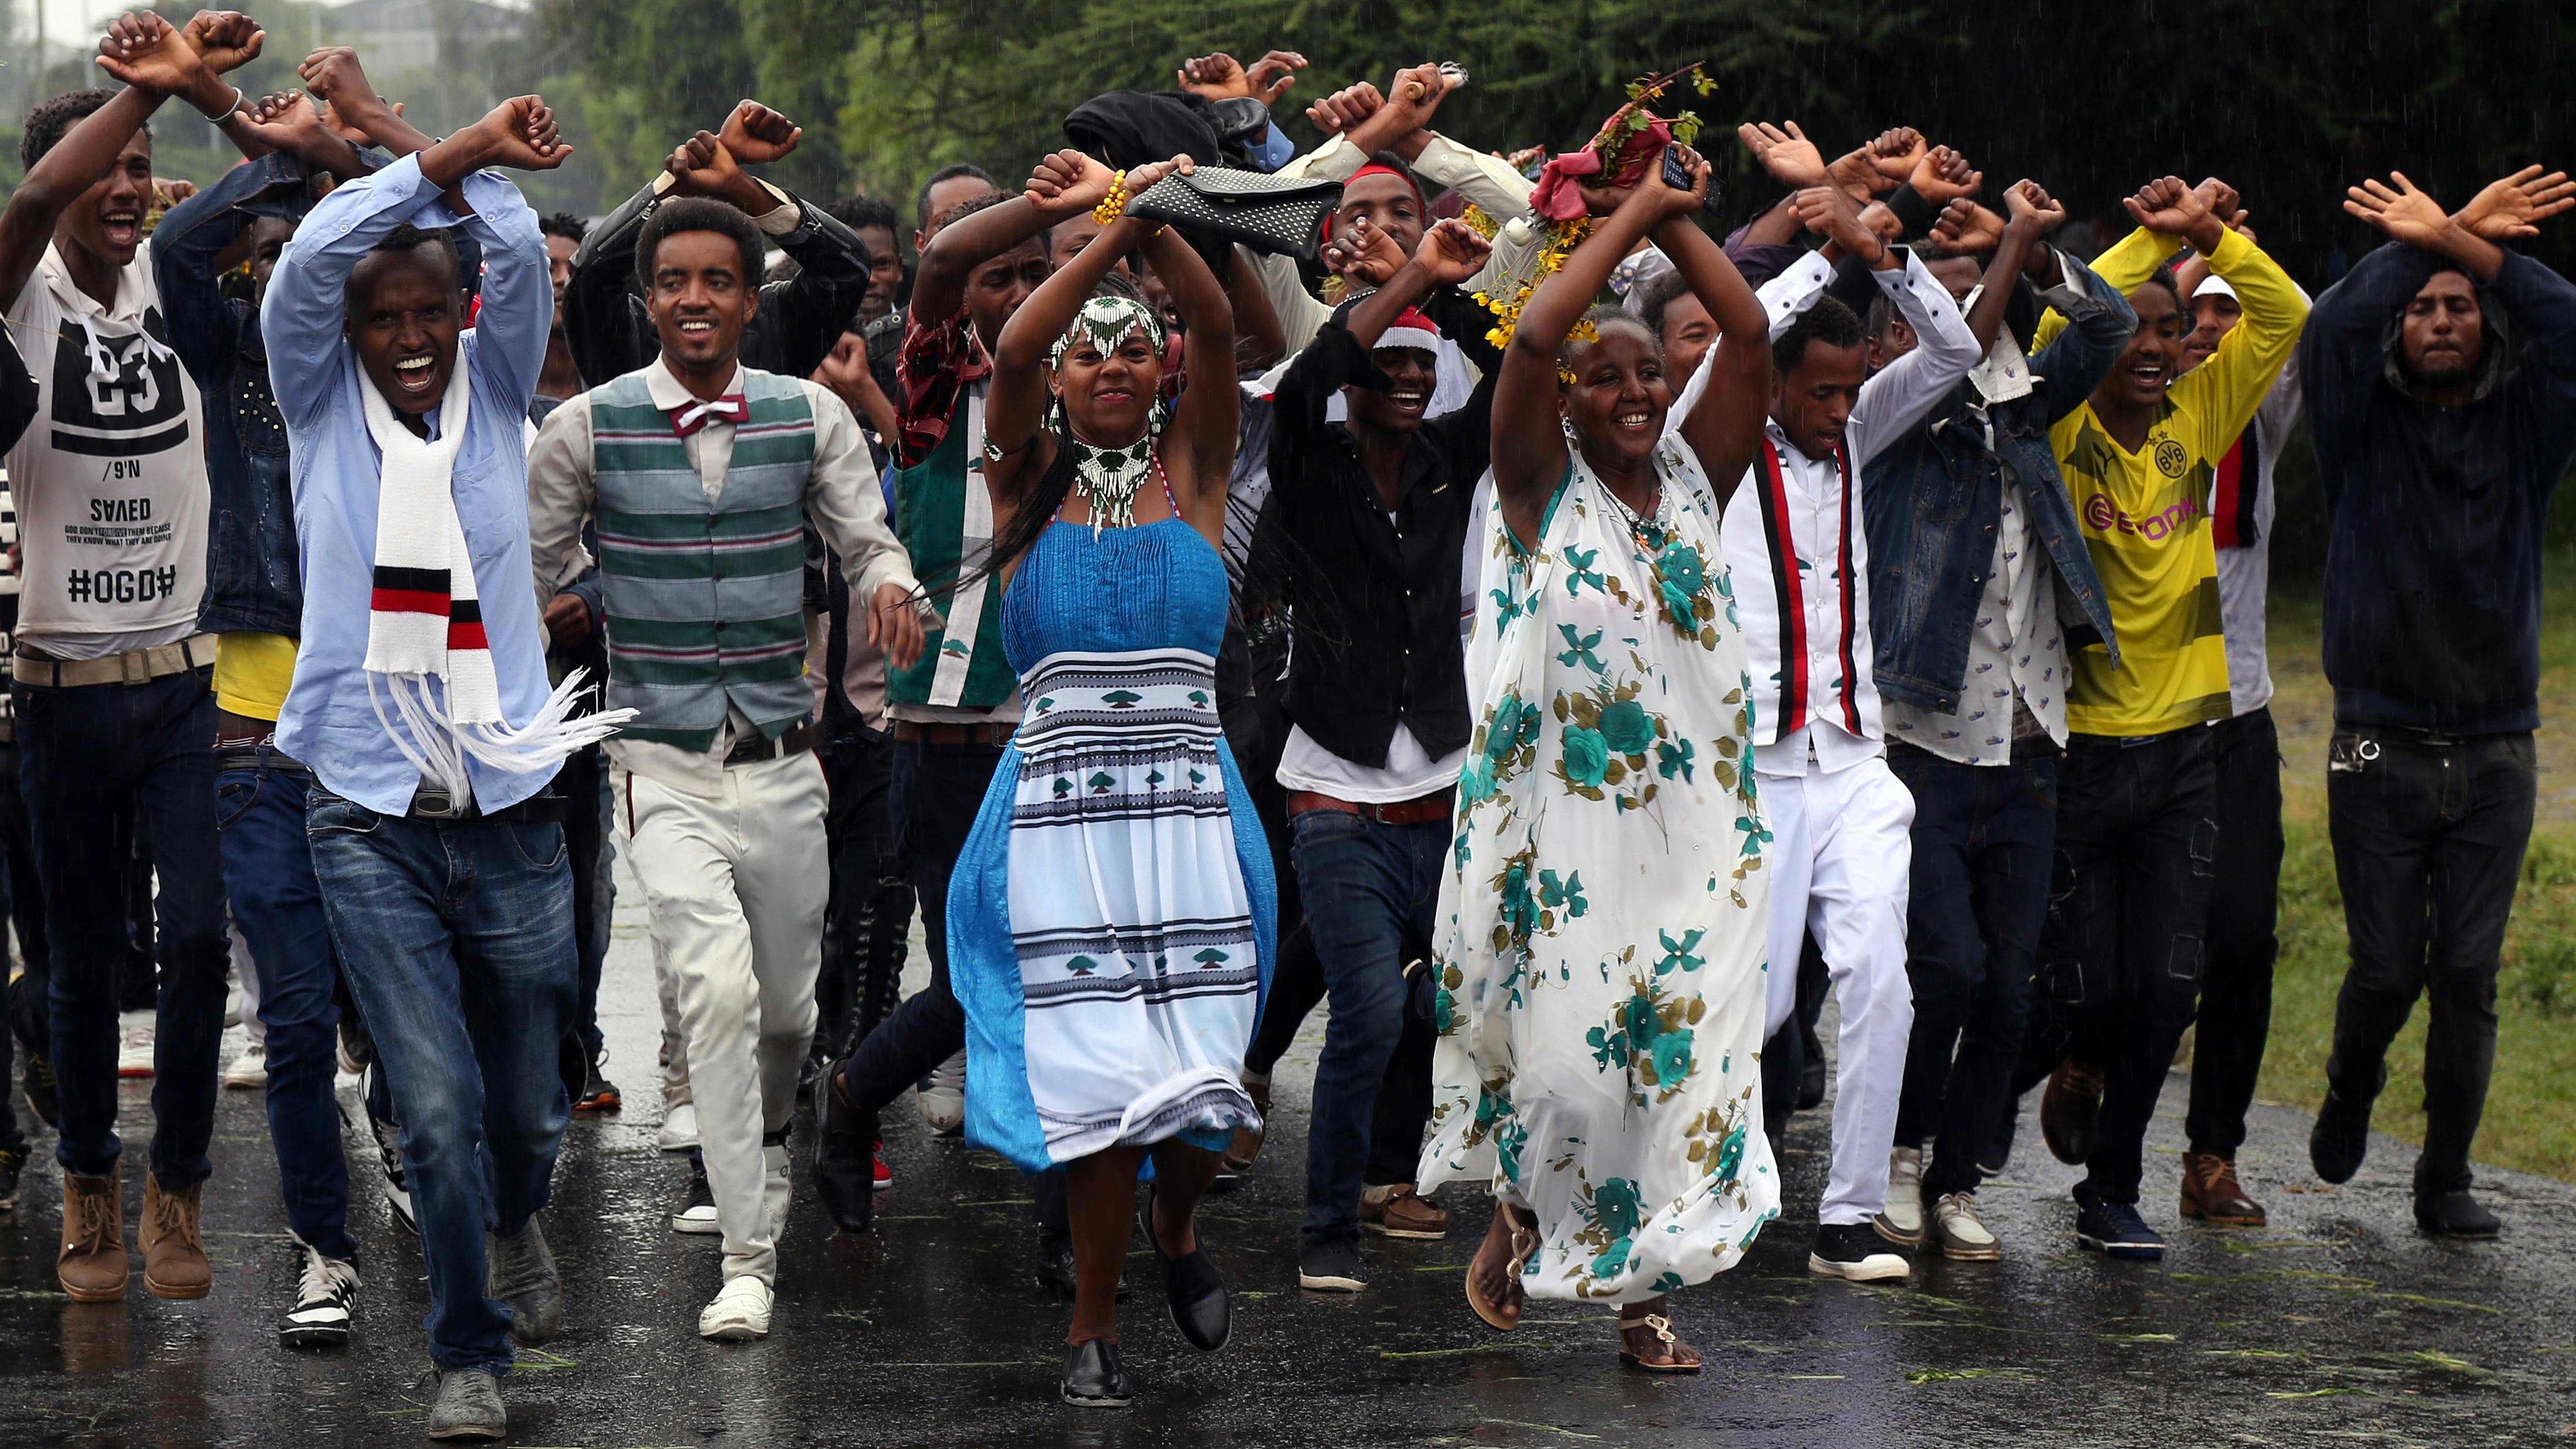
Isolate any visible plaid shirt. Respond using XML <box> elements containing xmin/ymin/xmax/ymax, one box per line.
<box><xmin>891</xmin><ymin>304</ymin><xmax>992</xmax><ymax>469</ymax></box>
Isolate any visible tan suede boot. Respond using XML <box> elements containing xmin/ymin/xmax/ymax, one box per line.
<box><xmin>139</xmin><ymin>1174</ymin><xmax>211</xmax><ymax>1300</ymax></box>
<box><xmin>57</xmin><ymin>1168</ymin><xmax>129</xmax><ymax>1302</ymax></box>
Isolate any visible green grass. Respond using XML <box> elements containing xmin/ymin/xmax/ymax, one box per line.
<box><xmin>2245</xmin><ymin>558</ymin><xmax>2576</xmax><ymax>1181</ymax></box>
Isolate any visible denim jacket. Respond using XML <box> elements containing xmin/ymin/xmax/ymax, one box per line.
<box><xmin>154</xmin><ymin>151</ymin><xmax>319</xmax><ymax>637</ymax></box>
<box><xmin>1861</xmin><ymin>259</ymin><xmax>2136</xmax><ymax>712</ymax></box>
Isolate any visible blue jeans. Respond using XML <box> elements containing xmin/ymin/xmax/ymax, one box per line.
<box><xmin>15</xmin><ymin>668</ymin><xmax>227</xmax><ymax>1185</ymax></box>
<box><xmin>306</xmin><ymin>786</ymin><xmax>575</xmax><ymax>1375</ymax></box>
<box><xmin>1290</xmin><ymin>808</ymin><xmax>1442</xmax><ymax>1249</ymax></box>
<box><xmin>215</xmin><ymin>749</ymin><xmax>355</xmax><ymax>1260</ymax></box>
<box><xmin>1886</xmin><ymin>742</ymin><xmax>2058</xmax><ymax>1199</ymax></box>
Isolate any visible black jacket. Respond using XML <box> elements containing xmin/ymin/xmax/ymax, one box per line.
<box><xmin>563</xmin><ymin>180</ymin><xmax>873</xmax><ymax>386</ymax></box>
<box><xmin>2303</xmin><ymin>241</ymin><xmax>2576</xmax><ymax>734</ymax></box>
<box><xmin>0</xmin><ymin>326</ymin><xmax>32</xmax><ymax>457</ymax></box>
<box><xmin>1249</xmin><ymin>290</ymin><xmax>1500</xmax><ymax>769</ymax></box>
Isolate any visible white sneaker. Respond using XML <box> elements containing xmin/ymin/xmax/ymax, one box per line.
<box><xmin>917</xmin><ymin>1050</ymin><xmax>966</xmax><ymax>1135</ymax></box>
<box><xmin>224</xmin><ymin>986</ymin><xmax>243</xmax><ymax>1029</ymax></box>
<box><xmin>1876</xmin><ymin>1146</ymin><xmax>1926</xmax><ymax>1246</ymax></box>
<box><xmin>117</xmin><ymin>1008</ymin><xmax>154</xmax><ymax>1078</ymax></box>
<box><xmin>670</xmin><ymin>1156</ymin><xmax>720</xmax><ymax>1235</ymax></box>
<box><xmin>658</xmin><ymin>1101</ymin><xmax>700</xmax><ymax>1152</ymax></box>
<box><xmin>223</xmin><ymin>1041</ymin><xmax>268</xmax><ymax>1090</ymax></box>
<box><xmin>1931</xmin><ymin>1191</ymin><xmax>2002</xmax><ymax>1261</ymax></box>
<box><xmin>280</xmin><ymin>1241</ymin><xmax>361</xmax><ymax>1347</ymax></box>
<box><xmin>699</xmin><ymin>1274</ymin><xmax>772</xmax><ymax>1341</ymax></box>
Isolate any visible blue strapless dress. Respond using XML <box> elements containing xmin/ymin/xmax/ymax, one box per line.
<box><xmin>947</xmin><ymin>516</ymin><xmax>1278</xmax><ymax>1173</ymax></box>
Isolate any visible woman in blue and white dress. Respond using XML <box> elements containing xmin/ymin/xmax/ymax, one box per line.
<box><xmin>943</xmin><ymin>149</ymin><xmax>1273</xmax><ymax>1409</ymax></box>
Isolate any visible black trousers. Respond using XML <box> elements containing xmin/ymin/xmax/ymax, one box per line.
<box><xmin>2323</xmin><ymin>727</ymin><xmax>2532</xmax><ymax>1196</ymax></box>
<box><xmin>2018</xmin><ymin>727</ymin><xmax>2218</xmax><ymax>1204</ymax></box>
<box><xmin>0</xmin><ymin>737</ymin><xmax>47</xmax><ymax>1156</ymax></box>
<box><xmin>834</xmin><ymin>738</ymin><xmax>1001</xmax><ymax>1132</ymax></box>
<box><xmin>815</xmin><ymin>730</ymin><xmax>912</xmax><ymax>1065</ymax></box>
<box><xmin>2185</xmin><ymin>708</ymin><xmax>2284</xmax><ymax>1157</ymax></box>
<box><xmin>1889</xmin><ymin>741</ymin><xmax>2059</xmax><ymax>1199</ymax></box>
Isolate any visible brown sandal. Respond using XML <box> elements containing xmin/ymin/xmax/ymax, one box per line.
<box><xmin>1617</xmin><ymin>1313</ymin><xmax>1702</xmax><ymax>1374</ymax></box>
<box><xmin>1465</xmin><ymin>1205</ymin><xmax>1538</xmax><ymax>1331</ymax></box>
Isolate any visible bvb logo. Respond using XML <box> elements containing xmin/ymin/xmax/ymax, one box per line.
<box><xmin>2153</xmin><ymin>438</ymin><xmax>2189</xmax><ymax>478</ymax></box>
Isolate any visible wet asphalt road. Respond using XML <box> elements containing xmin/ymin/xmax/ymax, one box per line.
<box><xmin>3</xmin><ymin>862</ymin><xmax>2572</xmax><ymax>1448</ymax></box>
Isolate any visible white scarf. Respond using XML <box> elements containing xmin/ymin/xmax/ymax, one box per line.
<box><xmin>358</xmin><ymin>360</ymin><xmax>629</xmax><ymax>802</ymax></box>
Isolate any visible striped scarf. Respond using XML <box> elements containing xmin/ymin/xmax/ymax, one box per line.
<box><xmin>358</xmin><ymin>361</ymin><xmax>628</xmax><ymax>800</ymax></box>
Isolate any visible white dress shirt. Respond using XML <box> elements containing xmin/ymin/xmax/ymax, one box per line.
<box><xmin>1686</xmin><ymin>250</ymin><xmax>1984</xmax><ymax>776</ymax></box>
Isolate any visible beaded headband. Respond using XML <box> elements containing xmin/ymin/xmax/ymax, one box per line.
<box><xmin>1050</xmin><ymin>295</ymin><xmax>1166</xmax><ymax>370</ymax></box>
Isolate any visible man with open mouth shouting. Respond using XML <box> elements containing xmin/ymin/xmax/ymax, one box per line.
<box><xmin>2010</xmin><ymin>176</ymin><xmax>2306</xmax><ymax>1264</ymax></box>
<box><xmin>1244</xmin><ymin>213</ymin><xmax>1498</xmax><ymax>1296</ymax></box>
<box><xmin>0</xmin><ymin>7</ymin><xmax>267</xmax><ymax>1315</ymax></box>
<box><xmin>262</xmin><ymin>89</ymin><xmax>621</xmax><ymax>1442</ymax></box>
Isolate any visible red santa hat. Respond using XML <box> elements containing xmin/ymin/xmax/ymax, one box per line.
<box><xmin>1374</xmin><ymin>306</ymin><xmax>1442</xmax><ymax>356</ymax></box>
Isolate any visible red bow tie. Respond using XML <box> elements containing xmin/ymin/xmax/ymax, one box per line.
<box><xmin>670</xmin><ymin>394</ymin><xmax>748</xmax><ymax>437</ymax></box>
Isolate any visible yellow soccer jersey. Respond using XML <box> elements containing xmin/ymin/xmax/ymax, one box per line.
<box><xmin>2045</xmin><ymin>226</ymin><xmax>2307</xmax><ymax>736</ymax></box>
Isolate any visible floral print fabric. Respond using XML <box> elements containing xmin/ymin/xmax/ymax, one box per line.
<box><xmin>1419</xmin><ymin>438</ymin><xmax>1780</xmax><ymax>1302</ymax></box>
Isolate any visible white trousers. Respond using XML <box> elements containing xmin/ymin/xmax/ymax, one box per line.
<box><xmin>228</xmin><ymin>913</ymin><xmax>265</xmax><ymax>1047</ymax></box>
<box><xmin>1760</xmin><ymin>754</ymin><xmax>1916</xmax><ymax>1227</ymax></box>
<box><xmin>618</xmin><ymin>752</ymin><xmax>828</xmax><ymax>1283</ymax></box>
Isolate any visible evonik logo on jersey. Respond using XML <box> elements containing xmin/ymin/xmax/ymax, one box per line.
<box><xmin>47</xmin><ymin>311</ymin><xmax>189</xmax><ymax>458</ymax></box>
<box><xmin>2082</xmin><ymin>489</ymin><xmax>2202</xmax><ymax>543</ymax></box>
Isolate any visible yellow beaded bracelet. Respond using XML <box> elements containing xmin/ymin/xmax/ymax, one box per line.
<box><xmin>1092</xmin><ymin>169</ymin><xmax>1129</xmax><ymax>226</ymax></box>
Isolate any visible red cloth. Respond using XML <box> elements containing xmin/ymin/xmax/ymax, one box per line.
<box><xmin>1528</xmin><ymin>117</ymin><xmax>1674</xmax><ymax>223</ymax></box>
<box><xmin>2211</xmin><ymin>433</ymin><xmax>2247</xmax><ymax>549</ymax></box>
<box><xmin>891</xmin><ymin>306</ymin><xmax>995</xmax><ymax>469</ymax></box>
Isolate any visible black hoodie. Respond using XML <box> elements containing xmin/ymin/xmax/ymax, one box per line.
<box><xmin>2301</xmin><ymin>240</ymin><xmax>2576</xmax><ymax>734</ymax></box>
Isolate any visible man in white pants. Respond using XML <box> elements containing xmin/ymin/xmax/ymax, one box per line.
<box><xmin>1683</xmin><ymin>188</ymin><xmax>1982</xmax><ymax>1281</ymax></box>
<box><xmin>529</xmin><ymin>192</ymin><xmax>922</xmax><ymax>1340</ymax></box>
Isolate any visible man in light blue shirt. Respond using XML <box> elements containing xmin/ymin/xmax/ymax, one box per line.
<box><xmin>263</xmin><ymin>94</ymin><xmax>592</xmax><ymax>1442</ymax></box>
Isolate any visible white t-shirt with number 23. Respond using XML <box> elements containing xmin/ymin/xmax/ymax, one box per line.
<box><xmin>4</xmin><ymin>242</ymin><xmax>209</xmax><ymax>660</ymax></box>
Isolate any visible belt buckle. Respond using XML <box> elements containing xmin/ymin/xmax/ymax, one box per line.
<box><xmin>412</xmin><ymin>784</ymin><xmax>469</xmax><ymax>820</ymax></box>
<box><xmin>120</xmin><ymin>649</ymin><xmax>150</xmax><ymax>686</ymax></box>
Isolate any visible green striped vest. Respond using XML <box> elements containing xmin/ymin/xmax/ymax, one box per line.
<box><xmin>590</xmin><ymin>367</ymin><xmax>817</xmax><ymax>751</ymax></box>
<box><xmin>886</xmin><ymin>384</ymin><xmax>1016</xmax><ymax>710</ymax></box>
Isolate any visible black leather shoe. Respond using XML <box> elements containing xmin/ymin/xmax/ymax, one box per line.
<box><xmin>1061</xmin><ymin>1337</ymin><xmax>1132</xmax><ymax>1407</ymax></box>
<box><xmin>2414</xmin><ymin>1189</ymin><xmax>2501</xmax><ymax>1240</ymax></box>
<box><xmin>2309</xmin><ymin>1085</ymin><xmax>2373</xmax><ymax>1185</ymax></box>
<box><xmin>2040</xmin><ymin>1059</ymin><xmax>2105</xmax><ymax>1166</ymax></box>
<box><xmin>812</xmin><ymin>1067</ymin><xmax>877</xmax><ymax>1234</ymax></box>
<box><xmin>1142</xmin><ymin>1184</ymin><xmax>1230</xmax><ymax>1352</ymax></box>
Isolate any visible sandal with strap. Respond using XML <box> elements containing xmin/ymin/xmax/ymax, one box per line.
<box><xmin>1617</xmin><ymin>1313</ymin><xmax>1702</xmax><ymax>1374</ymax></box>
<box><xmin>1464</xmin><ymin>1205</ymin><xmax>1539</xmax><ymax>1332</ymax></box>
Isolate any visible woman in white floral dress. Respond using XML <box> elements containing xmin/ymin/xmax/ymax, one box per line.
<box><xmin>1418</xmin><ymin>147</ymin><xmax>1780</xmax><ymax>1373</ymax></box>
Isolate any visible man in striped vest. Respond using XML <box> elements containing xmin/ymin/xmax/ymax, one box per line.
<box><xmin>529</xmin><ymin>196</ymin><xmax>923</xmax><ymax>1343</ymax></box>
<box><xmin>1703</xmin><ymin>187</ymin><xmax>1982</xmax><ymax>1283</ymax></box>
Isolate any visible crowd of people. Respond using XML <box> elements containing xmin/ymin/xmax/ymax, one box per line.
<box><xmin>1</xmin><ymin>12</ymin><xmax>2570</xmax><ymax>1436</ymax></box>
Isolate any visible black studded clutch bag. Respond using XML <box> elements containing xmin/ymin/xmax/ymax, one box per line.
<box><xmin>1124</xmin><ymin>167</ymin><xmax>1343</xmax><ymax>264</ymax></box>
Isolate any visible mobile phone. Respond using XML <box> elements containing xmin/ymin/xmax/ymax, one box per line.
<box><xmin>1662</xmin><ymin>146</ymin><xmax>1725</xmax><ymax>213</ymax></box>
